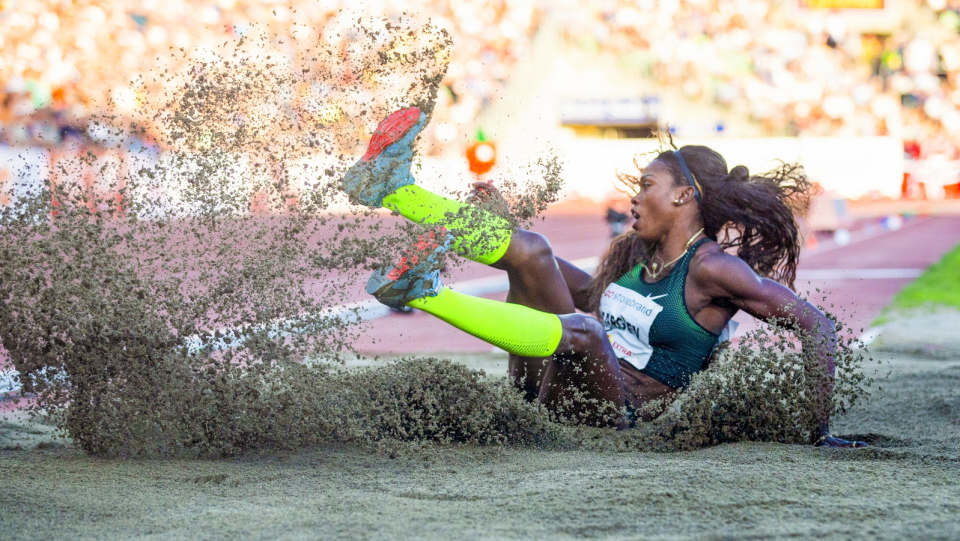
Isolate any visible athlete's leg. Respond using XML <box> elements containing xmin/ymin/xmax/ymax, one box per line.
<box><xmin>377</xmin><ymin>286</ymin><xmax>622</xmax><ymax>426</ymax></box>
<box><xmin>368</xmin><ymin>254</ymin><xmax>624</xmax><ymax>427</ymax></box>
<box><xmin>380</xmin><ymin>188</ymin><xmax>575</xmax><ymax>310</ymax></box>
<box><xmin>344</xmin><ymin>108</ymin><xmax>577</xmax><ymax>399</ymax></box>
<box><xmin>495</xmin><ymin>230</ymin><xmax>576</xmax><ymax>400</ymax></box>
<box><xmin>541</xmin><ymin>314</ymin><xmax>626</xmax><ymax>428</ymax></box>
<box><xmin>381</xmin><ymin>187</ymin><xmax>577</xmax><ymax>397</ymax></box>
<box><xmin>417</xmin><ymin>297</ymin><xmax>622</xmax><ymax>427</ymax></box>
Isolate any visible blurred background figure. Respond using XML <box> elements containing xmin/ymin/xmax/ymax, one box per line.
<box><xmin>466</xmin><ymin>130</ymin><xmax>497</xmax><ymax>177</ymax></box>
<box><xmin>604</xmin><ymin>190</ymin><xmax>631</xmax><ymax>238</ymax></box>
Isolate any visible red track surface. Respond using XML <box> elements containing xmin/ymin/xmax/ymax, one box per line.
<box><xmin>353</xmin><ymin>214</ymin><xmax>960</xmax><ymax>354</ymax></box>
<box><xmin>2</xmin><ymin>213</ymin><xmax>958</xmax><ymax>376</ymax></box>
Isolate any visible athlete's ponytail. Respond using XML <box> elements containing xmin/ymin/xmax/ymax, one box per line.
<box><xmin>690</xmin><ymin>151</ymin><xmax>812</xmax><ymax>289</ymax></box>
<box><xmin>587</xmin><ymin>145</ymin><xmax>815</xmax><ymax>312</ymax></box>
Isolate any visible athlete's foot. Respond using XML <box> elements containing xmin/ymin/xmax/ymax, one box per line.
<box><xmin>366</xmin><ymin>229</ymin><xmax>451</xmax><ymax>309</ymax></box>
<box><xmin>342</xmin><ymin>107</ymin><xmax>427</xmax><ymax>208</ymax></box>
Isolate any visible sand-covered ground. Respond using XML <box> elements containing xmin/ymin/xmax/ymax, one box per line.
<box><xmin>1</xmin><ymin>312</ymin><xmax>959</xmax><ymax>540</ymax></box>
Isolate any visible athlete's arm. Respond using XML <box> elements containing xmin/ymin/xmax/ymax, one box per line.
<box><xmin>692</xmin><ymin>251</ymin><xmax>866</xmax><ymax>449</ymax></box>
<box><xmin>556</xmin><ymin>257</ymin><xmax>593</xmax><ymax>312</ymax></box>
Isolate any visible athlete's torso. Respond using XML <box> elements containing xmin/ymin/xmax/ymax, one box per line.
<box><xmin>599</xmin><ymin>238</ymin><xmax>735</xmax><ymax>389</ymax></box>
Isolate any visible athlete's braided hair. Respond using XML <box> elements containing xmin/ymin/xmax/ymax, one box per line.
<box><xmin>587</xmin><ymin>144</ymin><xmax>815</xmax><ymax>312</ymax></box>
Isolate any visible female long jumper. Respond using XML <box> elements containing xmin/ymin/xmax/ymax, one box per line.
<box><xmin>343</xmin><ymin>107</ymin><xmax>865</xmax><ymax>448</ymax></box>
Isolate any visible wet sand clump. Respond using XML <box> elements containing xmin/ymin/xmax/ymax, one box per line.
<box><xmin>634</xmin><ymin>318</ymin><xmax>871</xmax><ymax>450</ymax></box>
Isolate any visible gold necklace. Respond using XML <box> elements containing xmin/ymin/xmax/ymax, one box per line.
<box><xmin>642</xmin><ymin>228</ymin><xmax>705</xmax><ymax>280</ymax></box>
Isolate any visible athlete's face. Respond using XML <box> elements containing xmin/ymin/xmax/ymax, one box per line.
<box><xmin>629</xmin><ymin>159</ymin><xmax>689</xmax><ymax>242</ymax></box>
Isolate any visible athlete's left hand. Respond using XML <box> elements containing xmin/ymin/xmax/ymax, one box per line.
<box><xmin>816</xmin><ymin>435</ymin><xmax>868</xmax><ymax>448</ymax></box>
<box><xmin>467</xmin><ymin>180</ymin><xmax>501</xmax><ymax>204</ymax></box>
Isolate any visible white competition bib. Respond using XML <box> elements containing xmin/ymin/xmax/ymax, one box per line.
<box><xmin>599</xmin><ymin>283</ymin><xmax>665</xmax><ymax>370</ymax></box>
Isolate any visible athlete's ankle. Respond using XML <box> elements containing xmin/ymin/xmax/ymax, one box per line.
<box><xmin>382</xmin><ymin>185</ymin><xmax>513</xmax><ymax>266</ymax></box>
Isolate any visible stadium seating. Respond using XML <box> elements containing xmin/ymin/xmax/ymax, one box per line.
<box><xmin>3</xmin><ymin>0</ymin><xmax>960</xmax><ymax>164</ymax></box>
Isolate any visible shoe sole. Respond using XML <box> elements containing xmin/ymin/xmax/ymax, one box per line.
<box><xmin>385</xmin><ymin>228</ymin><xmax>448</xmax><ymax>281</ymax></box>
<box><xmin>367</xmin><ymin>231</ymin><xmax>450</xmax><ymax>307</ymax></box>
<box><xmin>361</xmin><ymin>107</ymin><xmax>423</xmax><ymax>162</ymax></box>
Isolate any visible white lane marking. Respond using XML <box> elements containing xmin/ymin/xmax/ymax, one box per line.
<box><xmin>446</xmin><ymin>256</ymin><xmax>598</xmax><ymax>297</ymax></box>
<box><xmin>570</xmin><ymin>256</ymin><xmax>600</xmax><ymax>271</ymax></box>
<box><xmin>796</xmin><ymin>268</ymin><xmax>924</xmax><ymax>280</ymax></box>
<box><xmin>802</xmin><ymin>217</ymin><xmax>926</xmax><ymax>257</ymax></box>
<box><xmin>858</xmin><ymin>326</ymin><xmax>885</xmax><ymax>347</ymax></box>
<box><xmin>0</xmin><ymin>369</ymin><xmax>19</xmax><ymax>396</ymax></box>
<box><xmin>182</xmin><ymin>299</ymin><xmax>395</xmax><ymax>354</ymax></box>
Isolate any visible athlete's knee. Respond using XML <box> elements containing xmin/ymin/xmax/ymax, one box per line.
<box><xmin>557</xmin><ymin>314</ymin><xmax>606</xmax><ymax>354</ymax></box>
<box><xmin>508</xmin><ymin>230</ymin><xmax>555</xmax><ymax>267</ymax></box>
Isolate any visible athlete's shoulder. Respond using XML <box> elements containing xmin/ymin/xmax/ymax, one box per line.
<box><xmin>689</xmin><ymin>241</ymin><xmax>761</xmax><ymax>293</ymax></box>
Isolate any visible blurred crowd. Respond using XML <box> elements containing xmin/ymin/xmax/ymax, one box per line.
<box><xmin>556</xmin><ymin>0</ymin><xmax>960</xmax><ymax>154</ymax></box>
<box><xmin>5</xmin><ymin>0</ymin><xmax>960</xmax><ymax>190</ymax></box>
<box><xmin>0</xmin><ymin>0</ymin><xmax>541</xmax><ymax>153</ymax></box>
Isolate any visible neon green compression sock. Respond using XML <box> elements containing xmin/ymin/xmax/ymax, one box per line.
<box><xmin>407</xmin><ymin>287</ymin><xmax>563</xmax><ymax>358</ymax></box>
<box><xmin>382</xmin><ymin>185</ymin><xmax>513</xmax><ymax>265</ymax></box>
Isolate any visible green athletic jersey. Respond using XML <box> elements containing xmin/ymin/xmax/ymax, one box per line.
<box><xmin>599</xmin><ymin>238</ymin><xmax>720</xmax><ymax>389</ymax></box>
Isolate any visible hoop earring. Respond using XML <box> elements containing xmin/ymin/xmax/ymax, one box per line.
<box><xmin>673</xmin><ymin>199</ymin><xmax>683</xmax><ymax>205</ymax></box>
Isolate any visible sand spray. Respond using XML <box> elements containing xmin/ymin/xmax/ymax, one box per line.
<box><xmin>0</xmin><ymin>19</ymin><xmax>871</xmax><ymax>457</ymax></box>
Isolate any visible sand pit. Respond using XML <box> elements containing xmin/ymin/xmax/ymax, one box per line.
<box><xmin>872</xmin><ymin>308</ymin><xmax>960</xmax><ymax>361</ymax></box>
<box><xmin>2</xmin><ymin>312</ymin><xmax>959</xmax><ymax>540</ymax></box>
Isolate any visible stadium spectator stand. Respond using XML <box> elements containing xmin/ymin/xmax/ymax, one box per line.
<box><xmin>0</xmin><ymin>0</ymin><xmax>542</xmax><ymax>155</ymax></box>
<box><xmin>1</xmin><ymin>0</ymin><xmax>960</xmax><ymax>197</ymax></box>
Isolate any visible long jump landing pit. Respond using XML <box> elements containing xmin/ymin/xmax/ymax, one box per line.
<box><xmin>1</xmin><ymin>207</ymin><xmax>958</xmax><ymax>534</ymax></box>
<box><xmin>1</xmin><ymin>311</ymin><xmax>959</xmax><ymax>540</ymax></box>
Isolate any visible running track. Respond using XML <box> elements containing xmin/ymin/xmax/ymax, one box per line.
<box><xmin>2</xmin><ymin>213</ymin><xmax>959</xmax><ymax>392</ymax></box>
<box><xmin>352</xmin><ymin>214</ymin><xmax>960</xmax><ymax>354</ymax></box>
